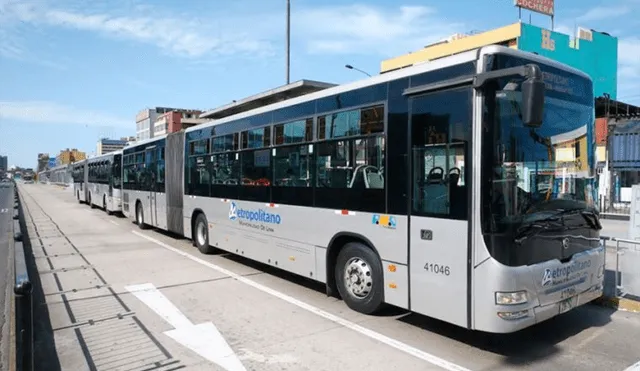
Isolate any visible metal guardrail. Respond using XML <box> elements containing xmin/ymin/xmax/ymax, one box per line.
<box><xmin>602</xmin><ymin>235</ymin><xmax>640</xmax><ymax>300</ymax></box>
<box><xmin>13</xmin><ymin>186</ymin><xmax>34</xmax><ymax>371</ymax></box>
<box><xmin>613</xmin><ymin>237</ymin><xmax>640</xmax><ymax>299</ymax></box>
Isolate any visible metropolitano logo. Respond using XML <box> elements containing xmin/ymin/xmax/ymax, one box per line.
<box><xmin>228</xmin><ymin>201</ymin><xmax>238</xmax><ymax>221</ymax></box>
<box><xmin>228</xmin><ymin>201</ymin><xmax>281</xmax><ymax>224</ymax></box>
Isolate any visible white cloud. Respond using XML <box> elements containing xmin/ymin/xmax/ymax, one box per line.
<box><xmin>617</xmin><ymin>37</ymin><xmax>640</xmax><ymax>103</ymax></box>
<box><xmin>577</xmin><ymin>6</ymin><xmax>630</xmax><ymax>22</ymax></box>
<box><xmin>1</xmin><ymin>1</ymin><xmax>466</xmax><ymax>60</ymax></box>
<box><xmin>294</xmin><ymin>4</ymin><xmax>464</xmax><ymax>56</ymax></box>
<box><xmin>0</xmin><ymin>101</ymin><xmax>131</xmax><ymax>128</ymax></box>
<box><xmin>0</xmin><ymin>0</ymin><xmax>275</xmax><ymax>59</ymax></box>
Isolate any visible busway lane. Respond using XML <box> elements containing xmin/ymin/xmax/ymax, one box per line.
<box><xmin>21</xmin><ymin>183</ymin><xmax>640</xmax><ymax>371</ymax></box>
<box><xmin>18</xmin><ymin>184</ymin><xmax>470</xmax><ymax>371</ymax></box>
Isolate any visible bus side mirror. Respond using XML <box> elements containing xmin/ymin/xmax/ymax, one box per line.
<box><xmin>522</xmin><ymin>77</ymin><xmax>545</xmax><ymax>128</ymax></box>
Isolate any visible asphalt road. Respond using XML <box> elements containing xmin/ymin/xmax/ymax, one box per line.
<box><xmin>0</xmin><ymin>181</ymin><xmax>15</xmax><ymax>371</ymax></box>
<box><xmin>16</xmin><ymin>183</ymin><xmax>640</xmax><ymax>371</ymax></box>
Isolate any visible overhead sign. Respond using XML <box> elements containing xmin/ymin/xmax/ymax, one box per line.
<box><xmin>514</xmin><ymin>0</ymin><xmax>554</xmax><ymax>16</ymax></box>
<box><xmin>48</xmin><ymin>158</ymin><xmax>57</xmax><ymax>168</ymax></box>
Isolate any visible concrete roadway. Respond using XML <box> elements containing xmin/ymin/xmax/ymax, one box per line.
<box><xmin>16</xmin><ymin>183</ymin><xmax>640</xmax><ymax>371</ymax></box>
<box><xmin>0</xmin><ymin>182</ymin><xmax>14</xmax><ymax>371</ymax></box>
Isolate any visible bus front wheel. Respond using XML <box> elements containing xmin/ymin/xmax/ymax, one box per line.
<box><xmin>335</xmin><ymin>242</ymin><xmax>385</xmax><ymax>315</ymax></box>
<box><xmin>194</xmin><ymin>213</ymin><xmax>215</xmax><ymax>254</ymax></box>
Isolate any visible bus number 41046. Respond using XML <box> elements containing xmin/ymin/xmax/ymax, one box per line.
<box><xmin>424</xmin><ymin>263</ymin><xmax>451</xmax><ymax>276</ymax></box>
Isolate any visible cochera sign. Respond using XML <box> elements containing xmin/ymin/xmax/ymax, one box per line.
<box><xmin>514</xmin><ymin>0</ymin><xmax>554</xmax><ymax>16</ymax></box>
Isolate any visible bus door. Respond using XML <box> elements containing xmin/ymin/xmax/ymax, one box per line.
<box><xmin>407</xmin><ymin>87</ymin><xmax>472</xmax><ymax>328</ymax></box>
<box><xmin>145</xmin><ymin>146</ymin><xmax>158</xmax><ymax>227</ymax></box>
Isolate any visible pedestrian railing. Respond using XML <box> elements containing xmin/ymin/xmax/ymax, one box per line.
<box><xmin>13</xmin><ymin>186</ymin><xmax>34</xmax><ymax>371</ymax></box>
<box><xmin>602</xmin><ymin>235</ymin><xmax>640</xmax><ymax>300</ymax></box>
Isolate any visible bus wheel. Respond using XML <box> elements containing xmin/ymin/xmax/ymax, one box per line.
<box><xmin>136</xmin><ymin>203</ymin><xmax>146</xmax><ymax>229</ymax></box>
<box><xmin>335</xmin><ymin>242</ymin><xmax>384</xmax><ymax>315</ymax></box>
<box><xmin>194</xmin><ymin>213</ymin><xmax>215</xmax><ymax>254</ymax></box>
<box><xmin>89</xmin><ymin>193</ymin><xmax>95</xmax><ymax>208</ymax></box>
<box><xmin>104</xmin><ymin>196</ymin><xmax>112</xmax><ymax>215</ymax></box>
<box><xmin>77</xmin><ymin>191</ymin><xmax>81</xmax><ymax>204</ymax></box>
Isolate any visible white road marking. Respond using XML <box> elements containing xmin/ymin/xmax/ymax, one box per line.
<box><xmin>108</xmin><ymin>220</ymin><xmax>119</xmax><ymax>226</ymax></box>
<box><xmin>125</xmin><ymin>282</ymin><xmax>246</xmax><ymax>371</ymax></box>
<box><xmin>624</xmin><ymin>361</ymin><xmax>640</xmax><ymax>371</ymax></box>
<box><xmin>132</xmin><ymin>230</ymin><xmax>473</xmax><ymax>371</ymax></box>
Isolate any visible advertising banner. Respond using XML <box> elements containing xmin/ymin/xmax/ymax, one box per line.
<box><xmin>514</xmin><ymin>0</ymin><xmax>554</xmax><ymax>16</ymax></box>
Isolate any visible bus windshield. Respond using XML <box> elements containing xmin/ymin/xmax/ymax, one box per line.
<box><xmin>481</xmin><ymin>54</ymin><xmax>598</xmax><ymax>266</ymax></box>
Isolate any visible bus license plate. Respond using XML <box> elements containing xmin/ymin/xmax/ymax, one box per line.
<box><xmin>559</xmin><ymin>297</ymin><xmax>575</xmax><ymax>314</ymax></box>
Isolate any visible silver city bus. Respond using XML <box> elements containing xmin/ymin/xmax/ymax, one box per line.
<box><xmin>72</xmin><ymin>159</ymin><xmax>88</xmax><ymax>203</ymax></box>
<box><xmin>124</xmin><ymin>45</ymin><xmax>605</xmax><ymax>333</ymax></box>
<box><xmin>121</xmin><ymin>137</ymin><xmax>170</xmax><ymax>229</ymax></box>
<box><xmin>85</xmin><ymin>151</ymin><xmax>124</xmax><ymax>215</ymax></box>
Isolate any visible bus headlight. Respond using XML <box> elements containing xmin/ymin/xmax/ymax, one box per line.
<box><xmin>495</xmin><ymin>291</ymin><xmax>528</xmax><ymax>305</ymax></box>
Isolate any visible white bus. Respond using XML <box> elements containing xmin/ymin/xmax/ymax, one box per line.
<box><xmin>122</xmin><ymin>45</ymin><xmax>605</xmax><ymax>333</ymax></box>
<box><xmin>72</xmin><ymin>159</ymin><xmax>88</xmax><ymax>203</ymax></box>
<box><xmin>84</xmin><ymin>151</ymin><xmax>123</xmax><ymax>215</ymax></box>
<box><xmin>39</xmin><ymin>164</ymin><xmax>72</xmax><ymax>186</ymax></box>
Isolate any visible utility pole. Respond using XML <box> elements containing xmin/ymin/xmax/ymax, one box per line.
<box><xmin>286</xmin><ymin>0</ymin><xmax>291</xmax><ymax>84</ymax></box>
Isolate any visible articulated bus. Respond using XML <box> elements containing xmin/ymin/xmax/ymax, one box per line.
<box><xmin>71</xmin><ymin>159</ymin><xmax>88</xmax><ymax>203</ymax></box>
<box><xmin>72</xmin><ymin>151</ymin><xmax>124</xmax><ymax>215</ymax></box>
<box><xmin>119</xmin><ymin>45</ymin><xmax>604</xmax><ymax>333</ymax></box>
<box><xmin>39</xmin><ymin>164</ymin><xmax>72</xmax><ymax>185</ymax></box>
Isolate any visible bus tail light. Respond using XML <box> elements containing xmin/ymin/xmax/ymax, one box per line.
<box><xmin>495</xmin><ymin>291</ymin><xmax>528</xmax><ymax>305</ymax></box>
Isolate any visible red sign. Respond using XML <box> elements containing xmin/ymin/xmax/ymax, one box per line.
<box><xmin>514</xmin><ymin>0</ymin><xmax>554</xmax><ymax>16</ymax></box>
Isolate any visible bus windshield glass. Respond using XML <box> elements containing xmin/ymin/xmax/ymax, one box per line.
<box><xmin>481</xmin><ymin>54</ymin><xmax>598</xmax><ymax>266</ymax></box>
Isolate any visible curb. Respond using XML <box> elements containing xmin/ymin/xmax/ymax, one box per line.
<box><xmin>593</xmin><ymin>296</ymin><xmax>640</xmax><ymax>312</ymax></box>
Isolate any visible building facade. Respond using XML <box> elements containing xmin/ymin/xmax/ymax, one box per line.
<box><xmin>96</xmin><ymin>137</ymin><xmax>134</xmax><ymax>155</ymax></box>
<box><xmin>380</xmin><ymin>22</ymin><xmax>618</xmax><ymax>99</ymax></box>
<box><xmin>0</xmin><ymin>155</ymin><xmax>7</xmax><ymax>172</ymax></box>
<box><xmin>37</xmin><ymin>153</ymin><xmax>49</xmax><ymax>174</ymax></box>
<box><xmin>56</xmin><ymin>148</ymin><xmax>86</xmax><ymax>165</ymax></box>
<box><xmin>136</xmin><ymin>107</ymin><xmax>194</xmax><ymax>141</ymax></box>
<box><xmin>153</xmin><ymin>109</ymin><xmax>207</xmax><ymax>136</ymax></box>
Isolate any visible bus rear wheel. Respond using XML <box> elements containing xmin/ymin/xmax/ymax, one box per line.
<box><xmin>104</xmin><ymin>196</ymin><xmax>112</xmax><ymax>215</ymax></box>
<box><xmin>194</xmin><ymin>213</ymin><xmax>215</xmax><ymax>254</ymax></box>
<box><xmin>335</xmin><ymin>242</ymin><xmax>385</xmax><ymax>315</ymax></box>
<box><xmin>136</xmin><ymin>203</ymin><xmax>146</xmax><ymax>229</ymax></box>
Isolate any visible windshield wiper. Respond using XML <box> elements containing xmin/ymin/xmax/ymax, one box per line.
<box><xmin>514</xmin><ymin>217</ymin><xmax>564</xmax><ymax>243</ymax></box>
<box><xmin>580</xmin><ymin>210</ymin><xmax>602</xmax><ymax>230</ymax></box>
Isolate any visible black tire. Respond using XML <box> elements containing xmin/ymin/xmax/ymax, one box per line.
<box><xmin>77</xmin><ymin>191</ymin><xmax>81</xmax><ymax>204</ymax></box>
<box><xmin>335</xmin><ymin>242</ymin><xmax>385</xmax><ymax>315</ymax></box>
<box><xmin>194</xmin><ymin>213</ymin><xmax>215</xmax><ymax>254</ymax></box>
<box><xmin>104</xmin><ymin>196</ymin><xmax>112</xmax><ymax>215</ymax></box>
<box><xmin>136</xmin><ymin>202</ymin><xmax>146</xmax><ymax>229</ymax></box>
<box><xmin>89</xmin><ymin>193</ymin><xmax>95</xmax><ymax>208</ymax></box>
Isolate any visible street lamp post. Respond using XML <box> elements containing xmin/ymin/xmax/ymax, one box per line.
<box><xmin>345</xmin><ymin>64</ymin><xmax>372</xmax><ymax>77</ymax></box>
<box><xmin>286</xmin><ymin>0</ymin><xmax>291</xmax><ymax>84</ymax></box>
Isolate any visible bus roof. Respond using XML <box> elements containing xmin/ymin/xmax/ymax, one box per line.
<box><xmin>186</xmin><ymin>45</ymin><xmax>591</xmax><ymax>136</ymax></box>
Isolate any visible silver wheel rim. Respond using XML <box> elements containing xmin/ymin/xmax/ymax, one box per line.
<box><xmin>343</xmin><ymin>257</ymin><xmax>373</xmax><ymax>299</ymax></box>
<box><xmin>197</xmin><ymin>222</ymin><xmax>207</xmax><ymax>246</ymax></box>
<box><xmin>137</xmin><ymin>207</ymin><xmax>142</xmax><ymax>224</ymax></box>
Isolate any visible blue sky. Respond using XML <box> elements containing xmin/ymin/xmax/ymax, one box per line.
<box><xmin>1</xmin><ymin>0</ymin><xmax>639</xmax><ymax>168</ymax></box>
